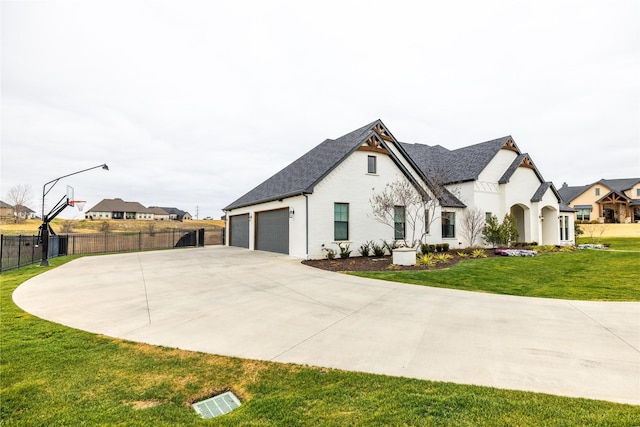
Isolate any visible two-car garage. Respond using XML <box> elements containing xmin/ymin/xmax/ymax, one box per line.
<box><xmin>228</xmin><ymin>208</ymin><xmax>289</xmax><ymax>255</ymax></box>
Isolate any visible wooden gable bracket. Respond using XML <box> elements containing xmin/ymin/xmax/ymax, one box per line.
<box><xmin>374</xmin><ymin>123</ymin><xmax>394</xmax><ymax>141</ymax></box>
<box><xmin>365</xmin><ymin>134</ymin><xmax>381</xmax><ymax>148</ymax></box>
<box><xmin>602</xmin><ymin>192</ymin><xmax>628</xmax><ymax>204</ymax></box>
<box><xmin>358</xmin><ymin>134</ymin><xmax>389</xmax><ymax>154</ymax></box>
<box><xmin>502</xmin><ymin>138</ymin><xmax>519</xmax><ymax>153</ymax></box>
<box><xmin>520</xmin><ymin>156</ymin><xmax>535</xmax><ymax>170</ymax></box>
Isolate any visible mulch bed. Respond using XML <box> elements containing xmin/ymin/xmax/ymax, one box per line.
<box><xmin>302</xmin><ymin>250</ymin><xmax>497</xmax><ymax>272</ymax></box>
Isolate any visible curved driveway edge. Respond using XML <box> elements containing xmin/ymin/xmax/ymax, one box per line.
<box><xmin>13</xmin><ymin>246</ymin><xmax>640</xmax><ymax>405</ymax></box>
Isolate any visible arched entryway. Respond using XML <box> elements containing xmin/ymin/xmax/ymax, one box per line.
<box><xmin>509</xmin><ymin>204</ymin><xmax>530</xmax><ymax>243</ymax></box>
<box><xmin>540</xmin><ymin>205</ymin><xmax>558</xmax><ymax>245</ymax></box>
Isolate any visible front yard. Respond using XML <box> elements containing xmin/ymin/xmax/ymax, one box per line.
<box><xmin>2</xmin><ymin>258</ymin><xmax>639</xmax><ymax>425</ymax></box>
<box><xmin>308</xmin><ymin>238</ymin><xmax>640</xmax><ymax>301</ymax></box>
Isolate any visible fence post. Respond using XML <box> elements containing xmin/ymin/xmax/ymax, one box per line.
<box><xmin>18</xmin><ymin>235</ymin><xmax>23</xmax><ymax>268</ymax></box>
<box><xmin>139</xmin><ymin>231</ymin><xmax>142</xmax><ymax>251</ymax></box>
<box><xmin>198</xmin><ymin>228</ymin><xmax>205</xmax><ymax>247</ymax></box>
<box><xmin>32</xmin><ymin>235</ymin><xmax>36</xmax><ymax>264</ymax></box>
<box><xmin>0</xmin><ymin>235</ymin><xmax>3</xmax><ymax>272</ymax></box>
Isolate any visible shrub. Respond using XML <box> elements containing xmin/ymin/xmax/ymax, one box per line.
<box><xmin>322</xmin><ymin>247</ymin><xmax>336</xmax><ymax>260</ymax></box>
<box><xmin>383</xmin><ymin>240</ymin><xmax>399</xmax><ymax>255</ymax></box>
<box><xmin>99</xmin><ymin>221</ymin><xmax>111</xmax><ymax>233</ymax></box>
<box><xmin>434</xmin><ymin>253</ymin><xmax>453</xmax><ymax>263</ymax></box>
<box><xmin>457</xmin><ymin>251</ymin><xmax>470</xmax><ymax>258</ymax></box>
<box><xmin>416</xmin><ymin>253</ymin><xmax>436</xmax><ymax>267</ymax></box>
<box><xmin>371</xmin><ymin>241</ymin><xmax>386</xmax><ymax>256</ymax></box>
<box><xmin>338</xmin><ymin>243</ymin><xmax>352</xmax><ymax>259</ymax></box>
<box><xmin>358</xmin><ymin>241</ymin><xmax>371</xmax><ymax>257</ymax></box>
<box><xmin>60</xmin><ymin>220</ymin><xmax>74</xmax><ymax>233</ymax></box>
<box><xmin>435</xmin><ymin>243</ymin><xmax>443</xmax><ymax>252</ymax></box>
<box><xmin>471</xmin><ymin>249</ymin><xmax>487</xmax><ymax>258</ymax></box>
<box><xmin>442</xmin><ymin>243</ymin><xmax>450</xmax><ymax>252</ymax></box>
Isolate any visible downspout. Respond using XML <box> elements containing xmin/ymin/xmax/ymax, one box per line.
<box><xmin>304</xmin><ymin>193</ymin><xmax>309</xmax><ymax>259</ymax></box>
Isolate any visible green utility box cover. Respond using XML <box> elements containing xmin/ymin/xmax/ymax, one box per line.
<box><xmin>192</xmin><ymin>391</ymin><xmax>241</xmax><ymax>419</ymax></box>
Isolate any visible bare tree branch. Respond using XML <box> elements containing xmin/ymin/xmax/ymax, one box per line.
<box><xmin>5</xmin><ymin>184</ymin><xmax>33</xmax><ymax>222</ymax></box>
<box><xmin>459</xmin><ymin>207</ymin><xmax>485</xmax><ymax>247</ymax></box>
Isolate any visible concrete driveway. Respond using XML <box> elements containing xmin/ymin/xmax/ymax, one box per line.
<box><xmin>13</xmin><ymin>246</ymin><xmax>640</xmax><ymax>405</ymax></box>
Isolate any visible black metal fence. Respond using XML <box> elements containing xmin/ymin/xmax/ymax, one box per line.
<box><xmin>0</xmin><ymin>228</ymin><xmax>225</xmax><ymax>273</ymax></box>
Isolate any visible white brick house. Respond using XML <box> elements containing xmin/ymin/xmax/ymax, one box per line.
<box><xmin>223</xmin><ymin>120</ymin><xmax>574</xmax><ymax>259</ymax></box>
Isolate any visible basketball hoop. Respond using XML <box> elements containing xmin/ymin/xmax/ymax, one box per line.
<box><xmin>70</xmin><ymin>200</ymin><xmax>86</xmax><ymax>211</ymax></box>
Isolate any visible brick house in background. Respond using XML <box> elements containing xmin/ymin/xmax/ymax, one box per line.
<box><xmin>558</xmin><ymin>178</ymin><xmax>640</xmax><ymax>223</ymax></box>
<box><xmin>86</xmin><ymin>199</ymin><xmax>191</xmax><ymax>221</ymax></box>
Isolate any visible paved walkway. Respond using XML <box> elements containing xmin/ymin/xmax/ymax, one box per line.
<box><xmin>13</xmin><ymin>246</ymin><xmax>640</xmax><ymax>405</ymax></box>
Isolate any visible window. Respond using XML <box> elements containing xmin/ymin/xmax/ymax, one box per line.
<box><xmin>394</xmin><ymin>206</ymin><xmax>405</xmax><ymax>240</ymax></box>
<box><xmin>424</xmin><ymin>209</ymin><xmax>430</xmax><ymax>234</ymax></box>
<box><xmin>441</xmin><ymin>211</ymin><xmax>456</xmax><ymax>238</ymax></box>
<box><xmin>577</xmin><ymin>208</ymin><xmax>591</xmax><ymax>221</ymax></box>
<box><xmin>559</xmin><ymin>215</ymin><xmax>569</xmax><ymax>241</ymax></box>
<box><xmin>367</xmin><ymin>155</ymin><xmax>377</xmax><ymax>174</ymax></box>
<box><xmin>595</xmin><ymin>188</ymin><xmax>600</xmax><ymax>196</ymax></box>
<box><xmin>485</xmin><ymin>212</ymin><xmax>492</xmax><ymax>222</ymax></box>
<box><xmin>637</xmin><ymin>189</ymin><xmax>640</xmax><ymax>197</ymax></box>
<box><xmin>334</xmin><ymin>203</ymin><xmax>349</xmax><ymax>240</ymax></box>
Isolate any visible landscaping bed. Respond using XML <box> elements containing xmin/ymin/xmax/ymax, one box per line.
<box><xmin>302</xmin><ymin>250</ymin><xmax>496</xmax><ymax>272</ymax></box>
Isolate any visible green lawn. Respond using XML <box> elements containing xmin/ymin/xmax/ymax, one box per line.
<box><xmin>351</xmin><ymin>249</ymin><xmax>640</xmax><ymax>301</ymax></box>
<box><xmin>578</xmin><ymin>236</ymin><xmax>640</xmax><ymax>251</ymax></box>
<box><xmin>2</xmin><ymin>258</ymin><xmax>639</xmax><ymax>426</ymax></box>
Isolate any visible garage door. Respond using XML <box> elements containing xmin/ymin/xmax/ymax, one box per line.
<box><xmin>229</xmin><ymin>214</ymin><xmax>249</xmax><ymax>248</ymax></box>
<box><xmin>255</xmin><ymin>208</ymin><xmax>289</xmax><ymax>254</ymax></box>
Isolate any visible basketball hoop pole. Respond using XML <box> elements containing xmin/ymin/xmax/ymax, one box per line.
<box><xmin>39</xmin><ymin>164</ymin><xmax>109</xmax><ymax>266</ymax></box>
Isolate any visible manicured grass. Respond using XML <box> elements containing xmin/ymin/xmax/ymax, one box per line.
<box><xmin>351</xmin><ymin>249</ymin><xmax>639</xmax><ymax>301</ymax></box>
<box><xmin>2</xmin><ymin>259</ymin><xmax>639</xmax><ymax>426</ymax></box>
<box><xmin>578</xmin><ymin>236</ymin><xmax>640</xmax><ymax>251</ymax></box>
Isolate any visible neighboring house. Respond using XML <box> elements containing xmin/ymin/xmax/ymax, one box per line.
<box><xmin>0</xmin><ymin>201</ymin><xmax>37</xmax><ymax>220</ymax></box>
<box><xmin>86</xmin><ymin>199</ymin><xmax>191</xmax><ymax>221</ymax></box>
<box><xmin>223</xmin><ymin>120</ymin><xmax>574</xmax><ymax>259</ymax></box>
<box><xmin>14</xmin><ymin>204</ymin><xmax>37</xmax><ymax>220</ymax></box>
<box><xmin>0</xmin><ymin>200</ymin><xmax>14</xmax><ymax>220</ymax></box>
<box><xmin>153</xmin><ymin>207</ymin><xmax>192</xmax><ymax>221</ymax></box>
<box><xmin>86</xmin><ymin>198</ymin><xmax>155</xmax><ymax>220</ymax></box>
<box><xmin>558</xmin><ymin>178</ymin><xmax>640</xmax><ymax>223</ymax></box>
<box><xmin>146</xmin><ymin>206</ymin><xmax>170</xmax><ymax>221</ymax></box>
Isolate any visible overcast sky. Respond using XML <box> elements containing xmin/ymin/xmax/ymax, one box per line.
<box><xmin>2</xmin><ymin>0</ymin><xmax>638</xmax><ymax>219</ymax></box>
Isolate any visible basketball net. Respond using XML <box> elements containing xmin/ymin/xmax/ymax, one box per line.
<box><xmin>70</xmin><ymin>200</ymin><xmax>86</xmax><ymax>211</ymax></box>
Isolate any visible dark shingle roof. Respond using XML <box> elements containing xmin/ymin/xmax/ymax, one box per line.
<box><xmin>531</xmin><ymin>182</ymin><xmax>552</xmax><ymax>202</ymax></box>
<box><xmin>225</xmin><ymin>124</ymin><xmax>557</xmax><ymax>211</ymax></box>
<box><xmin>87</xmin><ymin>198</ymin><xmax>149</xmax><ymax>213</ymax></box>
<box><xmin>557</xmin><ymin>178</ymin><xmax>640</xmax><ymax>204</ymax></box>
<box><xmin>225</xmin><ymin>120</ymin><xmax>383</xmax><ymax>210</ymax></box>
<box><xmin>598</xmin><ymin>178</ymin><xmax>640</xmax><ymax>192</ymax></box>
<box><xmin>156</xmin><ymin>207</ymin><xmax>187</xmax><ymax>216</ymax></box>
<box><xmin>557</xmin><ymin>184</ymin><xmax>591</xmax><ymax>203</ymax></box>
<box><xmin>401</xmin><ymin>136</ymin><xmax>511</xmax><ymax>184</ymax></box>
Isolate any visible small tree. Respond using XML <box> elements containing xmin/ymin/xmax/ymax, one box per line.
<box><xmin>500</xmin><ymin>213</ymin><xmax>519</xmax><ymax>246</ymax></box>
<box><xmin>482</xmin><ymin>213</ymin><xmax>518</xmax><ymax>247</ymax></box>
<box><xmin>574</xmin><ymin>222</ymin><xmax>584</xmax><ymax>243</ymax></box>
<box><xmin>369</xmin><ymin>180</ymin><xmax>430</xmax><ymax>247</ymax></box>
<box><xmin>482</xmin><ymin>214</ymin><xmax>502</xmax><ymax>247</ymax></box>
<box><xmin>5</xmin><ymin>183</ymin><xmax>33</xmax><ymax>222</ymax></box>
<box><xmin>584</xmin><ymin>222</ymin><xmax>608</xmax><ymax>244</ymax></box>
<box><xmin>459</xmin><ymin>207</ymin><xmax>485</xmax><ymax>247</ymax></box>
